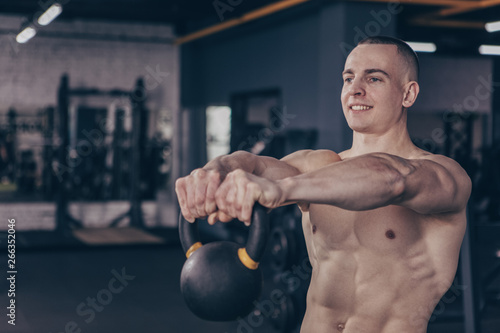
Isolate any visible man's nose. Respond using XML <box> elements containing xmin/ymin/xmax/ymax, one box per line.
<box><xmin>348</xmin><ymin>79</ymin><xmax>365</xmax><ymax>96</ymax></box>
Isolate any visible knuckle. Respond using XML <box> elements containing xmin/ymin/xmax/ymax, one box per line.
<box><xmin>228</xmin><ymin>169</ymin><xmax>242</xmax><ymax>179</ymax></box>
<box><xmin>190</xmin><ymin>168</ymin><xmax>205</xmax><ymax>178</ymax></box>
<box><xmin>247</xmin><ymin>182</ymin><xmax>258</xmax><ymax>191</ymax></box>
<box><xmin>207</xmin><ymin>169</ymin><xmax>220</xmax><ymax>178</ymax></box>
<box><xmin>194</xmin><ymin>195</ymin><xmax>205</xmax><ymax>205</ymax></box>
<box><xmin>175</xmin><ymin>177</ymin><xmax>185</xmax><ymax>188</ymax></box>
<box><xmin>234</xmin><ymin>169</ymin><xmax>246</xmax><ymax>177</ymax></box>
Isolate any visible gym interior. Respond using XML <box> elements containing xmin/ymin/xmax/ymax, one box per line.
<box><xmin>0</xmin><ymin>0</ymin><xmax>499</xmax><ymax>332</ymax></box>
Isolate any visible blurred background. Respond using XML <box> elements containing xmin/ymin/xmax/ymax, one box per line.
<box><xmin>0</xmin><ymin>0</ymin><xmax>499</xmax><ymax>332</ymax></box>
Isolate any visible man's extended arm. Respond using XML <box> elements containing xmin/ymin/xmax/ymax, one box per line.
<box><xmin>215</xmin><ymin>152</ymin><xmax>471</xmax><ymax>224</ymax></box>
<box><xmin>279</xmin><ymin>153</ymin><xmax>471</xmax><ymax>213</ymax></box>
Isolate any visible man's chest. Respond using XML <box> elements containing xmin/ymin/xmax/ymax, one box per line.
<box><xmin>303</xmin><ymin>204</ymin><xmax>424</xmax><ymax>255</ymax></box>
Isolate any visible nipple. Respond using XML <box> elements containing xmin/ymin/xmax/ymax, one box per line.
<box><xmin>385</xmin><ymin>229</ymin><xmax>396</xmax><ymax>239</ymax></box>
<box><xmin>312</xmin><ymin>225</ymin><xmax>317</xmax><ymax>234</ymax></box>
<box><xmin>337</xmin><ymin>323</ymin><xmax>345</xmax><ymax>331</ymax></box>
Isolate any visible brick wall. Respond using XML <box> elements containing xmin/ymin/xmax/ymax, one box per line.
<box><xmin>0</xmin><ymin>15</ymin><xmax>179</xmax><ymax>227</ymax></box>
<box><xmin>0</xmin><ymin>14</ymin><xmax>178</xmax><ymax>116</ymax></box>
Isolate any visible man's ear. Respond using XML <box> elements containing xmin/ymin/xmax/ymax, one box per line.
<box><xmin>402</xmin><ymin>81</ymin><xmax>419</xmax><ymax>108</ymax></box>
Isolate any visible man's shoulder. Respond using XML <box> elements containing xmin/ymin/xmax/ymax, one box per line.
<box><xmin>416</xmin><ymin>152</ymin><xmax>467</xmax><ymax>176</ymax></box>
<box><xmin>415</xmin><ymin>152</ymin><xmax>472</xmax><ymax>204</ymax></box>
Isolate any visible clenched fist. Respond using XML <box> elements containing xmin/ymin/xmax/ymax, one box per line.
<box><xmin>175</xmin><ymin>168</ymin><xmax>222</xmax><ymax>223</ymax></box>
<box><xmin>215</xmin><ymin>169</ymin><xmax>284</xmax><ymax>226</ymax></box>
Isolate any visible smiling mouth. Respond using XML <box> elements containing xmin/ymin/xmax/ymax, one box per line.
<box><xmin>350</xmin><ymin>105</ymin><xmax>373</xmax><ymax>111</ymax></box>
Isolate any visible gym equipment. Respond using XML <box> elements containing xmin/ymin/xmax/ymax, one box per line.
<box><xmin>444</xmin><ymin>111</ymin><xmax>478</xmax><ymax>176</ymax></box>
<box><xmin>265</xmin><ymin>206</ymin><xmax>309</xmax><ymax>333</ymax></box>
<box><xmin>112</xmin><ymin>109</ymin><xmax>126</xmax><ymax>199</ymax></box>
<box><xmin>269</xmin><ymin>292</ymin><xmax>297</xmax><ymax>333</ymax></box>
<box><xmin>56</xmin><ymin>74</ymin><xmax>146</xmax><ymax>231</ymax></box>
<box><xmin>179</xmin><ymin>204</ymin><xmax>269</xmax><ymax>321</ymax></box>
<box><xmin>269</xmin><ymin>227</ymin><xmax>297</xmax><ymax>272</ymax></box>
<box><xmin>17</xmin><ymin>150</ymin><xmax>37</xmax><ymax>193</ymax></box>
<box><xmin>442</xmin><ymin>112</ymin><xmax>481</xmax><ymax>332</ymax></box>
<box><xmin>1</xmin><ymin>107</ymin><xmax>56</xmax><ymax>198</ymax></box>
<box><xmin>42</xmin><ymin>107</ymin><xmax>55</xmax><ymax>199</ymax></box>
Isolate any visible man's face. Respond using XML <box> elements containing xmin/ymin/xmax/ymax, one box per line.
<box><xmin>341</xmin><ymin>44</ymin><xmax>412</xmax><ymax>134</ymax></box>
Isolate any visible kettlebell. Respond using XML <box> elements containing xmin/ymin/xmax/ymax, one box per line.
<box><xmin>179</xmin><ymin>204</ymin><xmax>269</xmax><ymax>321</ymax></box>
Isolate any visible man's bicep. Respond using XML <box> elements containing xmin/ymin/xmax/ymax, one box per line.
<box><xmin>398</xmin><ymin>157</ymin><xmax>471</xmax><ymax>215</ymax></box>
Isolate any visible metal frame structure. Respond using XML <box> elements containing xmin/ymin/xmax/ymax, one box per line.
<box><xmin>56</xmin><ymin>74</ymin><xmax>146</xmax><ymax>233</ymax></box>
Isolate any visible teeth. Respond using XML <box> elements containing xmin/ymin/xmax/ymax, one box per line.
<box><xmin>351</xmin><ymin>105</ymin><xmax>371</xmax><ymax>111</ymax></box>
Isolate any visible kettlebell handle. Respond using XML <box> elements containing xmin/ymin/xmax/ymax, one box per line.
<box><xmin>179</xmin><ymin>204</ymin><xmax>269</xmax><ymax>269</ymax></box>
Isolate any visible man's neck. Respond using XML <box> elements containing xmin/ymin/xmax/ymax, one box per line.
<box><xmin>348</xmin><ymin>125</ymin><xmax>418</xmax><ymax>158</ymax></box>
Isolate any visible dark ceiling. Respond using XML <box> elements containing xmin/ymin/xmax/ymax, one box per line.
<box><xmin>1</xmin><ymin>0</ymin><xmax>499</xmax><ymax>54</ymax></box>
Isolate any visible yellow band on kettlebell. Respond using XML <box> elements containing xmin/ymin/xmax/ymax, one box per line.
<box><xmin>186</xmin><ymin>242</ymin><xmax>203</xmax><ymax>258</ymax></box>
<box><xmin>238</xmin><ymin>248</ymin><xmax>259</xmax><ymax>270</ymax></box>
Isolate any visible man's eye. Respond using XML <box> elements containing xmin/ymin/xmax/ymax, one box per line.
<box><xmin>344</xmin><ymin>77</ymin><xmax>353</xmax><ymax>83</ymax></box>
<box><xmin>369</xmin><ymin>77</ymin><xmax>381</xmax><ymax>82</ymax></box>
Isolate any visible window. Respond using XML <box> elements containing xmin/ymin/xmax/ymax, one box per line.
<box><xmin>206</xmin><ymin>106</ymin><xmax>231</xmax><ymax>161</ymax></box>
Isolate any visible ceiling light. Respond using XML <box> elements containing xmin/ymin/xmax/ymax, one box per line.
<box><xmin>16</xmin><ymin>26</ymin><xmax>37</xmax><ymax>44</ymax></box>
<box><xmin>485</xmin><ymin>20</ymin><xmax>500</xmax><ymax>33</ymax></box>
<box><xmin>37</xmin><ymin>3</ymin><xmax>63</xmax><ymax>26</ymax></box>
<box><xmin>479</xmin><ymin>44</ymin><xmax>500</xmax><ymax>55</ymax></box>
<box><xmin>406</xmin><ymin>41</ymin><xmax>437</xmax><ymax>53</ymax></box>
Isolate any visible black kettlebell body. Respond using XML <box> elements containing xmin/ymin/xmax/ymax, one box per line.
<box><xmin>179</xmin><ymin>205</ymin><xmax>269</xmax><ymax>321</ymax></box>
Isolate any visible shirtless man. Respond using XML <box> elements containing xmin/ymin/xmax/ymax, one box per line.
<box><xmin>175</xmin><ymin>36</ymin><xmax>472</xmax><ymax>333</ymax></box>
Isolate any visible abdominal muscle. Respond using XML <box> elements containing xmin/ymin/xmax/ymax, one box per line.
<box><xmin>298</xmin><ymin>206</ymin><xmax>455</xmax><ymax>333</ymax></box>
<box><xmin>300</xmin><ymin>254</ymin><xmax>437</xmax><ymax>333</ymax></box>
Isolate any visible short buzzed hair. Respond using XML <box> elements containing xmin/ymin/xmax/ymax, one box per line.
<box><xmin>358</xmin><ymin>36</ymin><xmax>419</xmax><ymax>82</ymax></box>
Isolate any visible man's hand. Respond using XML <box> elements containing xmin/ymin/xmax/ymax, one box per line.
<box><xmin>175</xmin><ymin>168</ymin><xmax>222</xmax><ymax>223</ymax></box>
<box><xmin>174</xmin><ymin>150</ymin><xmax>305</xmax><ymax>225</ymax></box>
<box><xmin>215</xmin><ymin>169</ymin><xmax>284</xmax><ymax>226</ymax></box>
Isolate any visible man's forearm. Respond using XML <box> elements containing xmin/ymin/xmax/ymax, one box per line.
<box><xmin>278</xmin><ymin>153</ymin><xmax>406</xmax><ymax>211</ymax></box>
<box><xmin>203</xmin><ymin>151</ymin><xmax>259</xmax><ymax>177</ymax></box>
<box><xmin>204</xmin><ymin>150</ymin><xmax>301</xmax><ymax>181</ymax></box>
